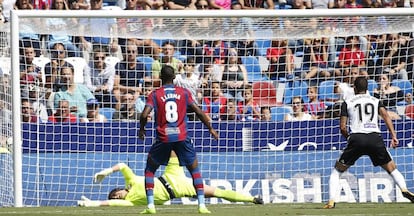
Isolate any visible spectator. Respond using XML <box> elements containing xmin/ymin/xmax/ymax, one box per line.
<box><xmin>173</xmin><ymin>57</ymin><xmax>201</xmax><ymax>102</ymax></box>
<box><xmin>335</xmin><ymin>36</ymin><xmax>367</xmax><ymax>81</ymax></box>
<box><xmin>84</xmin><ymin>46</ymin><xmax>116</xmax><ymax>108</ymax></box>
<box><xmin>165</xmin><ymin>0</ymin><xmax>196</xmax><ymax>9</ymax></box>
<box><xmin>114</xmin><ymin>43</ymin><xmax>146</xmax><ymax>110</ymax></box>
<box><xmin>201</xmin><ymin>81</ymin><xmax>227</xmax><ymax>121</ymax></box>
<box><xmin>220</xmin><ymin>48</ymin><xmax>248</xmax><ymax>101</ymax></box>
<box><xmin>26</xmin><ymin>84</ymin><xmax>49</xmax><ymax>122</ymax></box>
<box><xmin>53</xmin><ymin>63</ymin><xmax>95</xmax><ymax>118</ymax></box>
<box><xmin>21</xmin><ymin>99</ymin><xmax>39</xmax><ymax>123</ymax></box>
<box><xmin>260</xmin><ymin>106</ymin><xmax>271</xmax><ymax>121</ymax></box>
<box><xmin>375</xmin><ymin>33</ymin><xmax>410</xmax><ymax>80</ymax></box>
<box><xmin>238</xmin><ymin>86</ymin><xmax>260</xmax><ymax>121</ymax></box>
<box><xmin>135</xmin><ymin>81</ymin><xmax>152</xmax><ymax>113</ymax></box>
<box><xmin>237</xmin><ymin>0</ymin><xmax>274</xmax><ymax>9</ymax></box>
<box><xmin>284</xmin><ymin>96</ymin><xmax>314</xmax><ymax>121</ymax></box>
<box><xmin>151</xmin><ymin>41</ymin><xmax>184</xmax><ymax>86</ymax></box>
<box><xmin>372</xmin><ymin>73</ymin><xmax>404</xmax><ymax>118</ymax></box>
<box><xmin>15</xmin><ymin>0</ymin><xmax>42</xmax><ymax>56</ymax></box>
<box><xmin>222</xmin><ymin>15</ymin><xmax>257</xmax><ymax>56</ymax></box>
<box><xmin>304</xmin><ymin>86</ymin><xmax>326</xmax><ymax>119</ymax></box>
<box><xmin>301</xmin><ymin>37</ymin><xmax>331</xmax><ymax>83</ymax></box>
<box><xmin>84</xmin><ymin>98</ymin><xmax>107</xmax><ymax>122</ymax></box>
<box><xmin>47</xmin><ymin>0</ymin><xmax>80</xmax><ymax>57</ymax></box>
<box><xmin>19</xmin><ymin>46</ymin><xmax>41</xmax><ymax>86</ymax></box>
<box><xmin>78</xmin><ymin>0</ymin><xmax>119</xmax><ymax>61</ymax></box>
<box><xmin>266</xmin><ymin>39</ymin><xmax>294</xmax><ymax>80</ymax></box>
<box><xmin>44</xmin><ymin>42</ymin><xmax>69</xmax><ymax>91</ymax></box>
<box><xmin>207</xmin><ymin>0</ymin><xmax>231</xmax><ymax>9</ymax></box>
<box><xmin>48</xmin><ymin>99</ymin><xmax>78</xmax><ymax>123</ymax></box>
<box><xmin>113</xmin><ymin>92</ymin><xmax>141</xmax><ymax>121</ymax></box>
<box><xmin>221</xmin><ymin>98</ymin><xmax>241</xmax><ymax>121</ymax></box>
<box><xmin>405</xmin><ymin>92</ymin><xmax>413</xmax><ymax>105</ymax></box>
<box><xmin>291</xmin><ymin>0</ymin><xmax>312</xmax><ymax>9</ymax></box>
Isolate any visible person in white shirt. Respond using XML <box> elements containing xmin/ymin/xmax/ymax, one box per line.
<box><xmin>324</xmin><ymin>77</ymin><xmax>414</xmax><ymax>209</ymax></box>
<box><xmin>284</xmin><ymin>96</ymin><xmax>314</xmax><ymax>121</ymax></box>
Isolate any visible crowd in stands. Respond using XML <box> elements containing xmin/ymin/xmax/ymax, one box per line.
<box><xmin>0</xmin><ymin>0</ymin><xmax>413</xmax><ymax>123</ymax></box>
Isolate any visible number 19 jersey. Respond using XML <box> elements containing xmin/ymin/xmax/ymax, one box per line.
<box><xmin>146</xmin><ymin>84</ymin><xmax>194</xmax><ymax>143</ymax></box>
<box><xmin>341</xmin><ymin>94</ymin><xmax>384</xmax><ymax>134</ymax></box>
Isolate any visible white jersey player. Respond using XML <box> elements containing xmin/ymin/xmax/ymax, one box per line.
<box><xmin>324</xmin><ymin>77</ymin><xmax>414</xmax><ymax>209</ymax></box>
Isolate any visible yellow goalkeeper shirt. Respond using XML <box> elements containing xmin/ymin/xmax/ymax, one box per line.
<box><xmin>119</xmin><ymin>164</ymin><xmax>170</xmax><ymax>205</ymax></box>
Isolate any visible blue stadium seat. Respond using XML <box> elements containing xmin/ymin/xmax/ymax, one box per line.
<box><xmin>367</xmin><ymin>79</ymin><xmax>378</xmax><ymax>95</ymax></box>
<box><xmin>241</xmin><ymin>56</ymin><xmax>269</xmax><ymax>82</ymax></box>
<box><xmin>283</xmin><ymin>80</ymin><xmax>309</xmax><ymax>105</ymax></box>
<box><xmin>271</xmin><ymin>106</ymin><xmax>292</xmax><ymax>121</ymax></box>
<box><xmin>99</xmin><ymin>108</ymin><xmax>116</xmax><ymax>121</ymax></box>
<box><xmin>137</xmin><ymin>56</ymin><xmax>154</xmax><ymax>75</ymax></box>
<box><xmin>391</xmin><ymin>79</ymin><xmax>412</xmax><ymax>96</ymax></box>
<box><xmin>255</xmin><ymin>39</ymin><xmax>271</xmax><ymax>56</ymax></box>
<box><xmin>318</xmin><ymin>80</ymin><xmax>339</xmax><ymax>106</ymax></box>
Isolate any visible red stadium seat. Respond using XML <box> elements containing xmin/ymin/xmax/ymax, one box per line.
<box><xmin>405</xmin><ymin>104</ymin><xmax>414</xmax><ymax>119</ymax></box>
<box><xmin>252</xmin><ymin>81</ymin><xmax>280</xmax><ymax>107</ymax></box>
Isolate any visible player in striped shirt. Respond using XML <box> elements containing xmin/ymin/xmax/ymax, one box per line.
<box><xmin>139</xmin><ymin>65</ymin><xmax>219</xmax><ymax>214</ymax></box>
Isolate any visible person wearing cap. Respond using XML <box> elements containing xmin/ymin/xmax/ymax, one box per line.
<box><xmin>83</xmin><ymin>98</ymin><xmax>107</xmax><ymax>123</ymax></box>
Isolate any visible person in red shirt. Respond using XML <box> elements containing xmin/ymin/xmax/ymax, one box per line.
<box><xmin>335</xmin><ymin>36</ymin><xmax>366</xmax><ymax>80</ymax></box>
<box><xmin>48</xmin><ymin>99</ymin><xmax>77</xmax><ymax>123</ymax></box>
<box><xmin>138</xmin><ymin>65</ymin><xmax>218</xmax><ymax>214</ymax></box>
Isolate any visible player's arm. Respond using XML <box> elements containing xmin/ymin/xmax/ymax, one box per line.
<box><xmin>77</xmin><ymin>196</ymin><xmax>134</xmax><ymax>207</ymax></box>
<box><xmin>139</xmin><ymin>105</ymin><xmax>153</xmax><ymax>140</ymax></box>
<box><xmin>339</xmin><ymin>102</ymin><xmax>349</xmax><ymax>139</ymax></box>
<box><xmin>190</xmin><ymin>103</ymin><xmax>219</xmax><ymax>140</ymax></box>
<box><xmin>93</xmin><ymin>163</ymin><xmax>134</xmax><ymax>184</ymax></box>
<box><xmin>379</xmin><ymin>106</ymin><xmax>398</xmax><ymax>148</ymax></box>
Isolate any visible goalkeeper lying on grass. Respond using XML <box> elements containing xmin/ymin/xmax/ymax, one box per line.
<box><xmin>78</xmin><ymin>152</ymin><xmax>263</xmax><ymax>207</ymax></box>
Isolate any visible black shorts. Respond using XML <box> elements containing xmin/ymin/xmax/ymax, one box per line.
<box><xmin>338</xmin><ymin>133</ymin><xmax>392</xmax><ymax>167</ymax></box>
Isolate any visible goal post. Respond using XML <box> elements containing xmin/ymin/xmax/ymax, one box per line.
<box><xmin>5</xmin><ymin>8</ymin><xmax>414</xmax><ymax>207</ymax></box>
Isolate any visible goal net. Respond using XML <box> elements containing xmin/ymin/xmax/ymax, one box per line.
<box><xmin>2</xmin><ymin>8</ymin><xmax>414</xmax><ymax>207</ymax></box>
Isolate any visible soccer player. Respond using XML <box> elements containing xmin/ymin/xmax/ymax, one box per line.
<box><xmin>78</xmin><ymin>151</ymin><xmax>263</xmax><ymax>207</ymax></box>
<box><xmin>138</xmin><ymin>65</ymin><xmax>219</xmax><ymax>214</ymax></box>
<box><xmin>324</xmin><ymin>77</ymin><xmax>414</xmax><ymax>209</ymax></box>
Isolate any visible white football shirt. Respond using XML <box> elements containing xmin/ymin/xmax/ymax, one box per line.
<box><xmin>341</xmin><ymin>93</ymin><xmax>384</xmax><ymax>134</ymax></box>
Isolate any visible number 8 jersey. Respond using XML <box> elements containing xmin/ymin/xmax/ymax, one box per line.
<box><xmin>341</xmin><ymin>94</ymin><xmax>384</xmax><ymax>134</ymax></box>
<box><xmin>146</xmin><ymin>84</ymin><xmax>195</xmax><ymax>143</ymax></box>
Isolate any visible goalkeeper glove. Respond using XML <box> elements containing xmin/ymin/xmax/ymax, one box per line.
<box><xmin>93</xmin><ymin>168</ymin><xmax>113</xmax><ymax>184</ymax></box>
<box><xmin>77</xmin><ymin>195</ymin><xmax>101</xmax><ymax>207</ymax></box>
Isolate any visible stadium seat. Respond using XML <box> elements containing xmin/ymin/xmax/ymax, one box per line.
<box><xmin>283</xmin><ymin>80</ymin><xmax>309</xmax><ymax>105</ymax></box>
<box><xmin>104</xmin><ymin>56</ymin><xmax>121</xmax><ymax>67</ymax></box>
<box><xmin>318</xmin><ymin>80</ymin><xmax>339</xmax><ymax>106</ymax></box>
<box><xmin>137</xmin><ymin>56</ymin><xmax>154</xmax><ymax>75</ymax></box>
<box><xmin>270</xmin><ymin>106</ymin><xmax>292</xmax><ymax>121</ymax></box>
<box><xmin>241</xmin><ymin>56</ymin><xmax>269</xmax><ymax>82</ymax></box>
<box><xmin>252</xmin><ymin>81</ymin><xmax>279</xmax><ymax>107</ymax></box>
<box><xmin>255</xmin><ymin>39</ymin><xmax>272</xmax><ymax>56</ymax></box>
<box><xmin>367</xmin><ymin>79</ymin><xmax>378</xmax><ymax>95</ymax></box>
<box><xmin>99</xmin><ymin>107</ymin><xmax>116</xmax><ymax>121</ymax></box>
<box><xmin>64</xmin><ymin>57</ymin><xmax>87</xmax><ymax>84</ymax></box>
<box><xmin>391</xmin><ymin>79</ymin><xmax>412</xmax><ymax>96</ymax></box>
<box><xmin>405</xmin><ymin>104</ymin><xmax>414</xmax><ymax>119</ymax></box>
<box><xmin>0</xmin><ymin>56</ymin><xmax>11</xmax><ymax>76</ymax></box>
<box><xmin>33</xmin><ymin>56</ymin><xmax>51</xmax><ymax>83</ymax></box>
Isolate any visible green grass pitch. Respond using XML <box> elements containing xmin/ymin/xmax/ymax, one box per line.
<box><xmin>0</xmin><ymin>203</ymin><xmax>413</xmax><ymax>216</ymax></box>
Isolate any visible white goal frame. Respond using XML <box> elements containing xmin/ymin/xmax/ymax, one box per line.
<box><xmin>10</xmin><ymin>8</ymin><xmax>414</xmax><ymax>207</ymax></box>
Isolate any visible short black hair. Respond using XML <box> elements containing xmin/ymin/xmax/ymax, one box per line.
<box><xmin>160</xmin><ymin>65</ymin><xmax>175</xmax><ymax>83</ymax></box>
<box><xmin>354</xmin><ymin>76</ymin><xmax>368</xmax><ymax>93</ymax></box>
<box><xmin>108</xmin><ymin>188</ymin><xmax>123</xmax><ymax>200</ymax></box>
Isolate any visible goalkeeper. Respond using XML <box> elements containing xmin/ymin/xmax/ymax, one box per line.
<box><xmin>78</xmin><ymin>151</ymin><xmax>263</xmax><ymax>207</ymax></box>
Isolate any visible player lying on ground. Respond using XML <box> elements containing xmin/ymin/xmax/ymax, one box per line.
<box><xmin>78</xmin><ymin>152</ymin><xmax>263</xmax><ymax>207</ymax></box>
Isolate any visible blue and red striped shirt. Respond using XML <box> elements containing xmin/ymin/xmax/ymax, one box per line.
<box><xmin>146</xmin><ymin>84</ymin><xmax>194</xmax><ymax>143</ymax></box>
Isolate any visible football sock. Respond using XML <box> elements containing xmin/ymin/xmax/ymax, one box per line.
<box><xmin>329</xmin><ymin>168</ymin><xmax>341</xmax><ymax>202</ymax></box>
<box><xmin>144</xmin><ymin>167</ymin><xmax>156</xmax><ymax>206</ymax></box>
<box><xmin>189</xmin><ymin>167</ymin><xmax>205</xmax><ymax>206</ymax></box>
<box><xmin>390</xmin><ymin>169</ymin><xmax>407</xmax><ymax>191</ymax></box>
<box><xmin>213</xmin><ymin>188</ymin><xmax>254</xmax><ymax>203</ymax></box>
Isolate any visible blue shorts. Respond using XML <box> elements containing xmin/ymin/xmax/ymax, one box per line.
<box><xmin>148</xmin><ymin>138</ymin><xmax>197</xmax><ymax>167</ymax></box>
